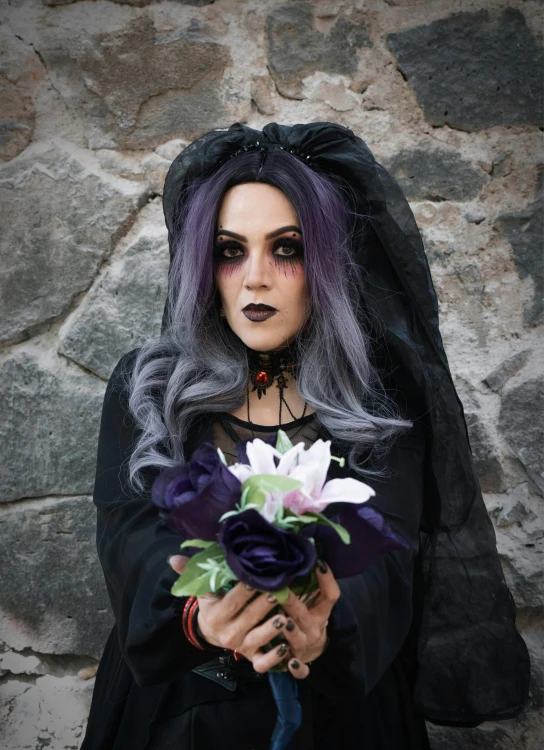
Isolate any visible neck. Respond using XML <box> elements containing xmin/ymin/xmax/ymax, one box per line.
<box><xmin>227</xmin><ymin>343</ymin><xmax>313</xmax><ymax>427</ymax></box>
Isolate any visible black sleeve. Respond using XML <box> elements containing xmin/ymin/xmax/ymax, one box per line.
<box><xmin>93</xmin><ymin>350</ymin><xmax>207</xmax><ymax>687</ymax></box>
<box><xmin>307</xmin><ymin>434</ymin><xmax>425</xmax><ymax>699</ymax></box>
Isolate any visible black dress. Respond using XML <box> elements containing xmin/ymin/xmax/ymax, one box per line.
<box><xmin>81</xmin><ymin>350</ymin><xmax>430</xmax><ymax>750</ymax></box>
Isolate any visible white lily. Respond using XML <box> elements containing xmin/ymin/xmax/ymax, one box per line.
<box><xmin>225</xmin><ymin>435</ymin><xmax>375</xmax><ymax>518</ymax></box>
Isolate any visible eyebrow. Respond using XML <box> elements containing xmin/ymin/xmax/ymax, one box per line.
<box><xmin>215</xmin><ymin>225</ymin><xmax>302</xmax><ymax>241</ymax></box>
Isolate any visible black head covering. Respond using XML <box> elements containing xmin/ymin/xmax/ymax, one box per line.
<box><xmin>162</xmin><ymin>122</ymin><xmax>530</xmax><ymax>725</ymax></box>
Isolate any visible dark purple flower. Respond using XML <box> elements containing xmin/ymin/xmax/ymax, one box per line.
<box><xmin>305</xmin><ymin>504</ymin><xmax>409</xmax><ymax>579</ymax></box>
<box><xmin>152</xmin><ymin>444</ymin><xmax>242</xmax><ymax>541</ymax></box>
<box><xmin>219</xmin><ymin>509</ymin><xmax>317</xmax><ymax>591</ymax></box>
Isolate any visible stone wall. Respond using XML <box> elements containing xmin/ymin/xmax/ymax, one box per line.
<box><xmin>0</xmin><ymin>1</ymin><xmax>542</xmax><ymax>748</ymax></box>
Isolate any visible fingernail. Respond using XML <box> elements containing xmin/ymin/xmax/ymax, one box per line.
<box><xmin>290</xmin><ymin>660</ymin><xmax>300</xmax><ymax>670</ymax></box>
<box><xmin>245</xmin><ymin>584</ymin><xmax>254</xmax><ymax>591</ymax></box>
<box><xmin>277</xmin><ymin>643</ymin><xmax>288</xmax><ymax>657</ymax></box>
<box><xmin>285</xmin><ymin>619</ymin><xmax>295</xmax><ymax>632</ymax></box>
<box><xmin>266</xmin><ymin>593</ymin><xmax>277</xmax><ymax>603</ymax></box>
<box><xmin>317</xmin><ymin>560</ymin><xmax>328</xmax><ymax>574</ymax></box>
<box><xmin>167</xmin><ymin>555</ymin><xmax>173</xmax><ymax>563</ymax></box>
<box><xmin>272</xmin><ymin>617</ymin><xmax>284</xmax><ymax>630</ymax></box>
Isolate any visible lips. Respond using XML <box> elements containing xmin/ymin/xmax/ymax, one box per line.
<box><xmin>242</xmin><ymin>303</ymin><xmax>277</xmax><ymax>322</ymax></box>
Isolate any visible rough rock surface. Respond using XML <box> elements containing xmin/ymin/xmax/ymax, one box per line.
<box><xmin>498</xmin><ymin>378</ymin><xmax>544</xmax><ymax>495</ymax></box>
<box><xmin>0</xmin><ymin>75</ymin><xmax>35</xmax><ymax>161</ymax></box>
<box><xmin>385</xmin><ymin>146</ymin><xmax>488</xmax><ymax>201</ymax></box>
<box><xmin>0</xmin><ymin>495</ymin><xmax>112</xmax><ymax>657</ymax></box>
<box><xmin>0</xmin><ymin>143</ymin><xmax>144</xmax><ymax>344</ymax></box>
<box><xmin>60</xmin><ymin>202</ymin><xmax>169</xmax><ymax>379</ymax></box>
<box><xmin>267</xmin><ymin>2</ymin><xmax>372</xmax><ymax>99</ymax></box>
<box><xmin>0</xmin><ymin>674</ymin><xmax>95</xmax><ymax>750</ymax></box>
<box><xmin>495</xmin><ymin>177</ymin><xmax>544</xmax><ymax>328</ymax></box>
<box><xmin>0</xmin><ymin>0</ymin><xmax>542</xmax><ymax>748</ymax></box>
<box><xmin>386</xmin><ymin>9</ymin><xmax>544</xmax><ymax>131</ymax></box>
<box><xmin>37</xmin><ymin>13</ymin><xmax>231</xmax><ymax>148</ymax></box>
<box><xmin>465</xmin><ymin>412</ymin><xmax>506</xmax><ymax>494</ymax></box>
<box><xmin>0</xmin><ymin>350</ymin><xmax>106</xmax><ymax>503</ymax></box>
<box><xmin>484</xmin><ymin>350</ymin><xmax>532</xmax><ymax>393</ymax></box>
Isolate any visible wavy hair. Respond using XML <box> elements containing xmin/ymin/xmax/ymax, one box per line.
<box><xmin>127</xmin><ymin>148</ymin><xmax>411</xmax><ymax>491</ymax></box>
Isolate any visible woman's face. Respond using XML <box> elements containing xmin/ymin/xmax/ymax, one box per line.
<box><xmin>214</xmin><ymin>182</ymin><xmax>310</xmax><ymax>352</ymax></box>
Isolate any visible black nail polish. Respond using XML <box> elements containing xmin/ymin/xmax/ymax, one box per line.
<box><xmin>286</xmin><ymin>619</ymin><xmax>295</xmax><ymax>632</ymax></box>
<box><xmin>291</xmin><ymin>660</ymin><xmax>300</xmax><ymax>670</ymax></box>
<box><xmin>273</xmin><ymin>617</ymin><xmax>284</xmax><ymax>630</ymax></box>
<box><xmin>317</xmin><ymin>560</ymin><xmax>328</xmax><ymax>574</ymax></box>
<box><xmin>277</xmin><ymin>643</ymin><xmax>288</xmax><ymax>656</ymax></box>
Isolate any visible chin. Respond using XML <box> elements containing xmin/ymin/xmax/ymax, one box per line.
<box><xmin>235</xmin><ymin>327</ymin><xmax>294</xmax><ymax>352</ymax></box>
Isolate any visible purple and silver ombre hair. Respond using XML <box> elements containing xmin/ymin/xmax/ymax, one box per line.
<box><xmin>127</xmin><ymin>148</ymin><xmax>411</xmax><ymax>491</ymax></box>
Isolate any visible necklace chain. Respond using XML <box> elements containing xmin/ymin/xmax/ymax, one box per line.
<box><xmin>246</xmin><ymin>349</ymin><xmax>308</xmax><ymax>439</ymax></box>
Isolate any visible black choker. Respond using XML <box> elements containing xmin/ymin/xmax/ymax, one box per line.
<box><xmin>245</xmin><ymin>346</ymin><xmax>307</xmax><ymax>433</ymax></box>
<box><xmin>247</xmin><ymin>347</ymin><xmax>298</xmax><ymax>399</ymax></box>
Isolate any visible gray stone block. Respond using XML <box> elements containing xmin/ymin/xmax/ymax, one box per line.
<box><xmin>498</xmin><ymin>378</ymin><xmax>544</xmax><ymax>495</ymax></box>
<box><xmin>483</xmin><ymin>350</ymin><xmax>532</xmax><ymax>393</ymax></box>
<box><xmin>0</xmin><ymin>496</ymin><xmax>112</xmax><ymax>658</ymax></box>
<box><xmin>385</xmin><ymin>146</ymin><xmax>488</xmax><ymax>202</ymax></box>
<box><xmin>38</xmin><ymin>15</ymin><xmax>230</xmax><ymax>148</ymax></box>
<box><xmin>0</xmin><ymin>351</ymin><xmax>105</xmax><ymax>503</ymax></box>
<box><xmin>60</xmin><ymin>208</ymin><xmax>169</xmax><ymax>380</ymax></box>
<box><xmin>495</xmin><ymin>181</ymin><xmax>543</xmax><ymax>328</ymax></box>
<box><xmin>0</xmin><ymin>75</ymin><xmax>35</xmax><ymax>162</ymax></box>
<box><xmin>0</xmin><ymin>144</ymin><xmax>143</xmax><ymax>344</ymax></box>
<box><xmin>386</xmin><ymin>9</ymin><xmax>543</xmax><ymax>131</ymax></box>
<box><xmin>267</xmin><ymin>3</ymin><xmax>372</xmax><ymax>99</ymax></box>
<box><xmin>465</xmin><ymin>412</ymin><xmax>505</xmax><ymax>494</ymax></box>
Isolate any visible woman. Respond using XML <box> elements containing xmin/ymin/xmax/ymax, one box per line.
<box><xmin>81</xmin><ymin>123</ymin><xmax>529</xmax><ymax>750</ymax></box>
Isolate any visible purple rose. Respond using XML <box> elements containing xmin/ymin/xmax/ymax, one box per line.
<box><xmin>219</xmin><ymin>509</ymin><xmax>317</xmax><ymax>591</ymax></box>
<box><xmin>152</xmin><ymin>444</ymin><xmax>242</xmax><ymax>541</ymax></box>
<box><xmin>305</xmin><ymin>504</ymin><xmax>409</xmax><ymax>579</ymax></box>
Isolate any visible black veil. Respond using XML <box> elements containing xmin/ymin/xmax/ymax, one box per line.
<box><xmin>161</xmin><ymin>122</ymin><xmax>530</xmax><ymax>725</ymax></box>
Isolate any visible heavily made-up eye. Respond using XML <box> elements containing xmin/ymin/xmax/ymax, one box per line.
<box><xmin>272</xmin><ymin>237</ymin><xmax>304</xmax><ymax>258</ymax></box>
<box><xmin>213</xmin><ymin>237</ymin><xmax>304</xmax><ymax>265</ymax></box>
<box><xmin>214</xmin><ymin>240</ymin><xmax>244</xmax><ymax>262</ymax></box>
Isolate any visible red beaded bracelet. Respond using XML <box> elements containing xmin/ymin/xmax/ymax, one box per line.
<box><xmin>181</xmin><ymin>596</ymin><xmax>206</xmax><ymax>650</ymax></box>
<box><xmin>181</xmin><ymin>597</ymin><xmax>244</xmax><ymax>659</ymax></box>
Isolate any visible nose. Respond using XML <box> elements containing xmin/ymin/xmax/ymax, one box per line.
<box><xmin>244</xmin><ymin>248</ymin><xmax>271</xmax><ymax>291</ymax></box>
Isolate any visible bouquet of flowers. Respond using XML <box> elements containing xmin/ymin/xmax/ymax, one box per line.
<box><xmin>152</xmin><ymin>430</ymin><xmax>408</xmax><ymax>749</ymax></box>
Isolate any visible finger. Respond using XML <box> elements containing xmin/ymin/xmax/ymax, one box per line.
<box><xmin>239</xmin><ymin>614</ymin><xmax>287</xmax><ymax>658</ymax></box>
<box><xmin>281</xmin><ymin>617</ymin><xmax>307</xmax><ymax>655</ymax></box>
<box><xmin>309</xmin><ymin>561</ymin><xmax>341</xmax><ymax>620</ymax></box>
<box><xmin>252</xmin><ymin>642</ymin><xmax>291</xmax><ymax>675</ymax></box>
<box><xmin>168</xmin><ymin>555</ymin><xmax>188</xmax><ymax>575</ymax></box>
<box><xmin>282</xmin><ymin>590</ymin><xmax>321</xmax><ymax>640</ymax></box>
<box><xmin>235</xmin><ymin>592</ymin><xmax>281</xmax><ymax>630</ymax></box>
<box><xmin>219</xmin><ymin>593</ymin><xmax>280</xmax><ymax>651</ymax></box>
<box><xmin>288</xmin><ymin>658</ymin><xmax>310</xmax><ymax>680</ymax></box>
<box><xmin>217</xmin><ymin>582</ymin><xmax>260</xmax><ymax>618</ymax></box>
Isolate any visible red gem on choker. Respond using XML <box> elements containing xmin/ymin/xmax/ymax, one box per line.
<box><xmin>256</xmin><ymin>371</ymin><xmax>269</xmax><ymax>386</ymax></box>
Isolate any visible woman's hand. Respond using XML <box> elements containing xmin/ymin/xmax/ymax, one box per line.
<box><xmin>279</xmin><ymin>561</ymin><xmax>340</xmax><ymax>679</ymax></box>
<box><xmin>168</xmin><ymin>556</ymin><xmax>340</xmax><ymax>679</ymax></box>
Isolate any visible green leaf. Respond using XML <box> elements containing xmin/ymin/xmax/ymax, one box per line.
<box><xmin>276</xmin><ymin>430</ymin><xmax>294</xmax><ymax>455</ymax></box>
<box><xmin>171</xmin><ymin>543</ymin><xmax>227</xmax><ymax>597</ymax></box>
<box><xmin>179</xmin><ymin>539</ymin><xmax>216</xmax><ymax>550</ymax></box>
<box><xmin>273</xmin><ymin>587</ymin><xmax>290</xmax><ymax>604</ymax></box>
<box><xmin>241</xmin><ymin>474</ymin><xmax>303</xmax><ymax>510</ymax></box>
<box><xmin>242</xmin><ymin>474</ymin><xmax>303</xmax><ymax>507</ymax></box>
<box><xmin>304</xmin><ymin>512</ymin><xmax>351</xmax><ymax>544</ymax></box>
